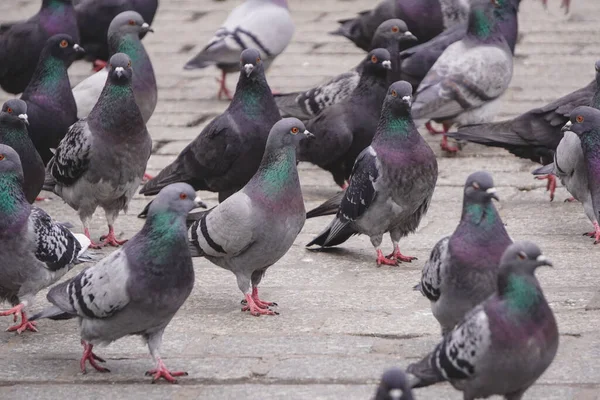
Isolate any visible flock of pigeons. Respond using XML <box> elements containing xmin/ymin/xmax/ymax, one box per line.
<box><xmin>0</xmin><ymin>0</ymin><xmax>591</xmax><ymax>398</ymax></box>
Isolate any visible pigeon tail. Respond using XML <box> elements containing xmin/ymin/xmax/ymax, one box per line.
<box><xmin>406</xmin><ymin>352</ymin><xmax>445</xmax><ymax>389</ymax></box>
<box><xmin>329</xmin><ymin>11</ymin><xmax>372</xmax><ymax>51</ymax></box>
<box><xmin>273</xmin><ymin>91</ymin><xmax>309</xmax><ymax>119</ymax></box>
<box><xmin>306</xmin><ymin>191</ymin><xmax>344</xmax><ymax>219</ymax></box>
<box><xmin>139</xmin><ymin>159</ymin><xmax>192</xmax><ymax>196</ymax></box>
<box><xmin>183</xmin><ymin>50</ymin><xmax>217</xmax><ymax>70</ymax></box>
<box><xmin>30</xmin><ymin>305</ymin><xmax>73</xmax><ymax>322</ymax></box>
<box><xmin>447</xmin><ymin>120</ymin><xmax>529</xmax><ymax>148</ymax></box>
<box><xmin>306</xmin><ymin>220</ymin><xmax>356</xmax><ymax>247</ymax></box>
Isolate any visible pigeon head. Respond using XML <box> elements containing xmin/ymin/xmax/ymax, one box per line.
<box><xmin>468</xmin><ymin>0</ymin><xmax>501</xmax><ymax>38</ymax></box>
<box><xmin>42</xmin><ymin>34</ymin><xmax>84</xmax><ymax>62</ymax></box>
<box><xmin>464</xmin><ymin>171</ymin><xmax>499</xmax><ymax>203</ymax></box>
<box><xmin>266</xmin><ymin>118</ymin><xmax>313</xmax><ymax>149</ymax></box>
<box><xmin>363</xmin><ymin>48</ymin><xmax>392</xmax><ymax>73</ymax></box>
<box><xmin>239</xmin><ymin>48</ymin><xmax>264</xmax><ymax>78</ymax></box>
<box><xmin>146</xmin><ymin>183</ymin><xmax>197</xmax><ymax>218</ymax></box>
<box><xmin>0</xmin><ymin>99</ymin><xmax>29</xmax><ymax>128</ymax></box>
<box><xmin>563</xmin><ymin>106</ymin><xmax>600</xmax><ymax>138</ymax></box>
<box><xmin>498</xmin><ymin>241</ymin><xmax>552</xmax><ymax>293</ymax></box>
<box><xmin>370</xmin><ymin>19</ymin><xmax>417</xmax><ymax>49</ymax></box>
<box><xmin>107</xmin><ymin>53</ymin><xmax>134</xmax><ymax>83</ymax></box>
<box><xmin>375</xmin><ymin>368</ymin><xmax>413</xmax><ymax>400</ymax></box>
<box><xmin>0</xmin><ymin>144</ymin><xmax>24</xmax><ymax>181</ymax></box>
<box><xmin>383</xmin><ymin>81</ymin><xmax>414</xmax><ymax>114</ymax></box>
<box><xmin>108</xmin><ymin>11</ymin><xmax>153</xmax><ymax>37</ymax></box>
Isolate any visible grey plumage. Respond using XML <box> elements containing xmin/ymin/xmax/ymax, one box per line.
<box><xmin>188</xmin><ymin>118</ymin><xmax>311</xmax><ymax>316</ymax></box>
<box><xmin>375</xmin><ymin>368</ymin><xmax>415</xmax><ymax>400</ymax></box>
<box><xmin>274</xmin><ymin>19</ymin><xmax>417</xmax><ymax>119</ymax></box>
<box><xmin>307</xmin><ymin>81</ymin><xmax>438</xmax><ymax>266</ymax></box>
<box><xmin>45</xmin><ymin>53</ymin><xmax>153</xmax><ymax>247</ymax></box>
<box><xmin>73</xmin><ymin>11</ymin><xmax>156</xmax><ymax>123</ymax></box>
<box><xmin>0</xmin><ymin>144</ymin><xmax>89</xmax><ymax>334</ymax></box>
<box><xmin>408</xmin><ymin>241</ymin><xmax>558</xmax><ymax>400</ymax></box>
<box><xmin>0</xmin><ymin>99</ymin><xmax>44</xmax><ymax>203</ymax></box>
<box><xmin>32</xmin><ymin>183</ymin><xmax>197</xmax><ymax>383</ymax></box>
<box><xmin>418</xmin><ymin>171</ymin><xmax>512</xmax><ymax>334</ymax></box>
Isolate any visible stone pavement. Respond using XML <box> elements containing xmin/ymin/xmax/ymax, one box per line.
<box><xmin>1</xmin><ymin>0</ymin><xmax>600</xmax><ymax>399</ymax></box>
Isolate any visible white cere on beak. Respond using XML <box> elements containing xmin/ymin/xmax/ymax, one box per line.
<box><xmin>18</xmin><ymin>114</ymin><xmax>28</xmax><ymax>121</ymax></box>
<box><xmin>382</xmin><ymin>60</ymin><xmax>392</xmax><ymax>69</ymax></box>
<box><xmin>402</xmin><ymin>95</ymin><xmax>412</xmax><ymax>106</ymax></box>
<box><xmin>536</xmin><ymin>255</ymin><xmax>547</xmax><ymax>263</ymax></box>
<box><xmin>388</xmin><ymin>389</ymin><xmax>403</xmax><ymax>400</ymax></box>
<box><xmin>142</xmin><ymin>22</ymin><xmax>149</xmax><ymax>29</ymax></box>
<box><xmin>244</xmin><ymin>63</ymin><xmax>254</xmax><ymax>77</ymax></box>
<box><xmin>73</xmin><ymin>44</ymin><xmax>82</xmax><ymax>51</ymax></box>
<box><xmin>115</xmin><ymin>66</ymin><xmax>124</xmax><ymax>77</ymax></box>
<box><xmin>564</xmin><ymin>121</ymin><xmax>572</xmax><ymax>129</ymax></box>
<box><xmin>485</xmin><ymin>187</ymin><xmax>497</xmax><ymax>194</ymax></box>
<box><xmin>404</xmin><ymin>31</ymin><xmax>413</xmax><ymax>36</ymax></box>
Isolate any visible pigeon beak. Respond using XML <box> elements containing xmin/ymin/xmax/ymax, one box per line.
<box><xmin>244</xmin><ymin>63</ymin><xmax>254</xmax><ymax>77</ymax></box>
<box><xmin>115</xmin><ymin>66</ymin><xmax>124</xmax><ymax>78</ymax></box>
<box><xmin>382</xmin><ymin>60</ymin><xmax>392</xmax><ymax>70</ymax></box>
<box><xmin>402</xmin><ymin>31</ymin><xmax>418</xmax><ymax>41</ymax></box>
<box><xmin>388</xmin><ymin>389</ymin><xmax>402</xmax><ymax>400</ymax></box>
<box><xmin>18</xmin><ymin>113</ymin><xmax>29</xmax><ymax>126</ymax></box>
<box><xmin>303</xmin><ymin>130</ymin><xmax>315</xmax><ymax>139</ymax></box>
<box><xmin>561</xmin><ymin>120</ymin><xmax>573</xmax><ymax>132</ymax></box>
<box><xmin>194</xmin><ymin>196</ymin><xmax>208</xmax><ymax>209</ymax></box>
<box><xmin>486</xmin><ymin>187</ymin><xmax>499</xmax><ymax>201</ymax></box>
<box><xmin>141</xmin><ymin>22</ymin><xmax>154</xmax><ymax>33</ymax></box>
<box><xmin>536</xmin><ymin>254</ymin><xmax>553</xmax><ymax>267</ymax></box>
<box><xmin>73</xmin><ymin>43</ymin><xmax>85</xmax><ymax>53</ymax></box>
<box><xmin>401</xmin><ymin>95</ymin><xmax>412</xmax><ymax>108</ymax></box>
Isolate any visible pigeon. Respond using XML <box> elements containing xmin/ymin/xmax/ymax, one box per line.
<box><xmin>399</xmin><ymin>0</ymin><xmax>521</xmax><ymax>94</ymax></box>
<box><xmin>139</xmin><ymin>48</ymin><xmax>281</xmax><ymax>204</ymax></box>
<box><xmin>44</xmin><ymin>53</ymin><xmax>153</xmax><ymax>248</ymax></box>
<box><xmin>184</xmin><ymin>0</ymin><xmax>295</xmax><ymax>100</ymax></box>
<box><xmin>0</xmin><ymin>144</ymin><xmax>90</xmax><ymax>334</ymax></box>
<box><xmin>187</xmin><ymin>118</ymin><xmax>312</xmax><ymax>316</ymax></box>
<box><xmin>407</xmin><ymin>241</ymin><xmax>558</xmax><ymax>400</ymax></box>
<box><xmin>75</xmin><ymin>0</ymin><xmax>158</xmax><ymax>69</ymax></box>
<box><xmin>0</xmin><ymin>0</ymin><xmax>79</xmax><ymax>94</ymax></box>
<box><xmin>375</xmin><ymin>368</ymin><xmax>415</xmax><ymax>400</ymax></box>
<box><xmin>274</xmin><ymin>19</ymin><xmax>417</xmax><ymax>120</ymax></box>
<box><xmin>417</xmin><ymin>171</ymin><xmax>512</xmax><ymax>335</ymax></box>
<box><xmin>331</xmin><ymin>0</ymin><xmax>470</xmax><ymax>52</ymax></box>
<box><xmin>72</xmin><ymin>11</ymin><xmax>156</xmax><ymax>123</ymax></box>
<box><xmin>0</xmin><ymin>100</ymin><xmax>44</xmax><ymax>204</ymax></box>
<box><xmin>31</xmin><ymin>183</ymin><xmax>197</xmax><ymax>383</ymax></box>
<box><xmin>533</xmin><ymin>106</ymin><xmax>600</xmax><ymax>244</ymax></box>
<box><xmin>298</xmin><ymin>48</ymin><xmax>393</xmax><ymax>188</ymax></box>
<box><xmin>21</xmin><ymin>34</ymin><xmax>83</xmax><ymax>165</ymax></box>
<box><xmin>307</xmin><ymin>81</ymin><xmax>438</xmax><ymax>266</ymax></box>
<box><xmin>449</xmin><ymin>59</ymin><xmax>600</xmax><ymax>201</ymax></box>
<box><xmin>411</xmin><ymin>0</ymin><xmax>513</xmax><ymax>153</ymax></box>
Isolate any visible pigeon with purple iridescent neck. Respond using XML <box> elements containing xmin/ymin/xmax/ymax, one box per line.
<box><xmin>307</xmin><ymin>81</ymin><xmax>438</xmax><ymax>266</ymax></box>
<box><xmin>21</xmin><ymin>34</ymin><xmax>83</xmax><ymax>165</ymax></box>
<box><xmin>0</xmin><ymin>0</ymin><xmax>79</xmax><ymax>95</ymax></box>
<box><xmin>187</xmin><ymin>118</ymin><xmax>311</xmax><ymax>316</ymax></box>
<box><xmin>417</xmin><ymin>171</ymin><xmax>512</xmax><ymax>335</ymax></box>
<box><xmin>0</xmin><ymin>100</ymin><xmax>44</xmax><ymax>204</ymax></box>
<box><xmin>408</xmin><ymin>241</ymin><xmax>558</xmax><ymax>400</ymax></box>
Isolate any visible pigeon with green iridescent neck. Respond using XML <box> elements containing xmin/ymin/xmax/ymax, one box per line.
<box><xmin>32</xmin><ymin>183</ymin><xmax>196</xmax><ymax>383</ymax></box>
<box><xmin>275</xmin><ymin>19</ymin><xmax>417</xmax><ymax>119</ymax></box>
<box><xmin>188</xmin><ymin>118</ymin><xmax>312</xmax><ymax>316</ymax></box>
<box><xmin>375</xmin><ymin>368</ymin><xmax>415</xmax><ymax>400</ymax></box>
<box><xmin>0</xmin><ymin>100</ymin><xmax>44</xmax><ymax>204</ymax></box>
<box><xmin>417</xmin><ymin>171</ymin><xmax>512</xmax><ymax>335</ymax></box>
<box><xmin>21</xmin><ymin>34</ymin><xmax>83</xmax><ymax>165</ymax></box>
<box><xmin>73</xmin><ymin>11</ymin><xmax>156</xmax><ymax>123</ymax></box>
<box><xmin>408</xmin><ymin>241</ymin><xmax>558</xmax><ymax>400</ymax></box>
<box><xmin>139</xmin><ymin>48</ymin><xmax>281</xmax><ymax>205</ymax></box>
<box><xmin>411</xmin><ymin>0</ymin><xmax>513</xmax><ymax>153</ymax></box>
<box><xmin>0</xmin><ymin>144</ymin><xmax>90</xmax><ymax>334</ymax></box>
<box><xmin>0</xmin><ymin>0</ymin><xmax>79</xmax><ymax>94</ymax></box>
<box><xmin>307</xmin><ymin>81</ymin><xmax>438</xmax><ymax>266</ymax></box>
<box><xmin>45</xmin><ymin>53</ymin><xmax>152</xmax><ymax>248</ymax></box>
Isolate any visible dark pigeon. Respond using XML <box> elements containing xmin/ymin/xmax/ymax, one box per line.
<box><xmin>407</xmin><ymin>241</ymin><xmax>558</xmax><ymax>400</ymax></box>
<box><xmin>0</xmin><ymin>0</ymin><xmax>79</xmax><ymax>94</ymax></box>
<box><xmin>307</xmin><ymin>81</ymin><xmax>438</xmax><ymax>266</ymax></box>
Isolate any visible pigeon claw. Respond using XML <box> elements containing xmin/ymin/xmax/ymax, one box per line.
<box><xmin>425</xmin><ymin>121</ymin><xmax>450</xmax><ymax>135</ymax></box>
<box><xmin>216</xmin><ymin>71</ymin><xmax>233</xmax><ymax>101</ymax></box>
<box><xmin>142</xmin><ymin>172</ymin><xmax>154</xmax><ymax>183</ymax></box>
<box><xmin>583</xmin><ymin>222</ymin><xmax>600</xmax><ymax>244</ymax></box>
<box><xmin>242</xmin><ymin>294</ymin><xmax>279</xmax><ymax>316</ymax></box>
<box><xmin>92</xmin><ymin>59</ymin><xmax>107</xmax><ymax>72</ymax></box>
<box><xmin>80</xmin><ymin>341</ymin><xmax>110</xmax><ymax>374</ymax></box>
<box><xmin>535</xmin><ymin>174</ymin><xmax>556</xmax><ymax>201</ymax></box>
<box><xmin>99</xmin><ymin>226</ymin><xmax>127</xmax><ymax>247</ymax></box>
<box><xmin>387</xmin><ymin>248</ymin><xmax>417</xmax><ymax>263</ymax></box>
<box><xmin>440</xmin><ymin>135</ymin><xmax>460</xmax><ymax>153</ymax></box>
<box><xmin>6</xmin><ymin>319</ymin><xmax>38</xmax><ymax>334</ymax></box>
<box><xmin>376</xmin><ymin>249</ymin><xmax>399</xmax><ymax>266</ymax></box>
<box><xmin>564</xmin><ymin>196</ymin><xmax>577</xmax><ymax>203</ymax></box>
<box><xmin>146</xmin><ymin>360</ymin><xmax>188</xmax><ymax>384</ymax></box>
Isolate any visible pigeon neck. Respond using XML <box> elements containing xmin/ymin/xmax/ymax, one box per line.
<box><xmin>40</xmin><ymin>0</ymin><xmax>76</xmax><ymax>36</ymax></box>
<box><xmin>0</xmin><ymin>121</ymin><xmax>32</xmax><ymax>150</ymax></box>
<box><xmin>357</xmin><ymin>65</ymin><xmax>389</xmax><ymax>90</ymax></box>
<box><xmin>580</xmin><ymin>129</ymin><xmax>600</xmax><ymax>217</ymax></box>
<box><xmin>0</xmin><ymin>173</ymin><xmax>29</xmax><ymax>231</ymax></box>
<box><xmin>22</xmin><ymin>55</ymin><xmax>70</xmax><ymax>99</ymax></box>
<box><xmin>141</xmin><ymin>210</ymin><xmax>189</xmax><ymax>265</ymax></box>
<box><xmin>496</xmin><ymin>0</ymin><xmax>519</xmax><ymax>52</ymax></box>
<box><xmin>498</xmin><ymin>272</ymin><xmax>543</xmax><ymax>313</ymax></box>
<box><xmin>440</xmin><ymin>0</ymin><xmax>470</xmax><ymax>28</ymax></box>
<box><xmin>592</xmin><ymin>74</ymin><xmax>600</xmax><ymax>109</ymax></box>
<box><xmin>110</xmin><ymin>34</ymin><xmax>146</xmax><ymax>65</ymax></box>
<box><xmin>374</xmin><ymin>105</ymin><xmax>414</xmax><ymax>142</ymax></box>
<box><xmin>89</xmin><ymin>80</ymin><xmax>145</xmax><ymax>136</ymax></box>
<box><xmin>250</xmin><ymin>145</ymin><xmax>300</xmax><ymax>199</ymax></box>
<box><xmin>461</xmin><ymin>199</ymin><xmax>499</xmax><ymax>228</ymax></box>
<box><xmin>232</xmin><ymin>72</ymin><xmax>275</xmax><ymax>120</ymax></box>
<box><xmin>467</xmin><ymin>8</ymin><xmax>499</xmax><ymax>40</ymax></box>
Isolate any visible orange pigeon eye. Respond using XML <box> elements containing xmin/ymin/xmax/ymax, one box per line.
<box><xmin>472</xmin><ymin>182</ymin><xmax>480</xmax><ymax>190</ymax></box>
<box><xmin>179</xmin><ymin>193</ymin><xmax>188</xmax><ymax>200</ymax></box>
<box><xmin>291</xmin><ymin>127</ymin><xmax>299</xmax><ymax>135</ymax></box>
<box><xmin>371</xmin><ymin>55</ymin><xmax>378</xmax><ymax>63</ymax></box>
<box><xmin>391</xmin><ymin>90</ymin><xmax>397</xmax><ymax>97</ymax></box>
<box><xmin>6</xmin><ymin>107</ymin><xmax>12</xmax><ymax>113</ymax></box>
<box><xmin>517</xmin><ymin>251</ymin><xmax>527</xmax><ymax>260</ymax></box>
<box><xmin>576</xmin><ymin>115</ymin><xmax>584</xmax><ymax>123</ymax></box>
<box><xmin>60</xmin><ymin>40</ymin><xmax>68</xmax><ymax>48</ymax></box>
<box><xmin>0</xmin><ymin>154</ymin><xmax>5</xmax><ymax>161</ymax></box>
<box><xmin>256</xmin><ymin>57</ymin><xmax>261</xmax><ymax>63</ymax></box>
<box><xmin>128</xmin><ymin>19</ymin><xmax>136</xmax><ymax>25</ymax></box>
<box><xmin>128</xmin><ymin>60</ymin><xmax>132</xmax><ymax>68</ymax></box>
<box><xmin>391</xmin><ymin>26</ymin><xmax>399</xmax><ymax>33</ymax></box>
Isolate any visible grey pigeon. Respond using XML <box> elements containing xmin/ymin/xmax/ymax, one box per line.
<box><xmin>73</xmin><ymin>11</ymin><xmax>156</xmax><ymax>123</ymax></box>
<box><xmin>375</xmin><ymin>368</ymin><xmax>415</xmax><ymax>400</ymax></box>
<box><xmin>534</xmin><ymin>106</ymin><xmax>600</xmax><ymax>244</ymax></box>
<box><xmin>31</xmin><ymin>183</ymin><xmax>196</xmax><ymax>383</ymax></box>
<box><xmin>75</xmin><ymin>0</ymin><xmax>158</xmax><ymax>67</ymax></box>
<box><xmin>21</xmin><ymin>34</ymin><xmax>83</xmax><ymax>165</ymax></box>
<box><xmin>44</xmin><ymin>53</ymin><xmax>153</xmax><ymax>248</ymax></box>
<box><xmin>332</xmin><ymin>0</ymin><xmax>469</xmax><ymax>52</ymax></box>
<box><xmin>0</xmin><ymin>100</ymin><xmax>44</xmax><ymax>204</ymax></box>
<box><xmin>139</xmin><ymin>48</ymin><xmax>281</xmax><ymax>204</ymax></box>
<box><xmin>299</xmin><ymin>48</ymin><xmax>393</xmax><ymax>188</ymax></box>
<box><xmin>307</xmin><ymin>81</ymin><xmax>438</xmax><ymax>266</ymax></box>
<box><xmin>411</xmin><ymin>0</ymin><xmax>513</xmax><ymax>153</ymax></box>
<box><xmin>188</xmin><ymin>118</ymin><xmax>311</xmax><ymax>316</ymax></box>
<box><xmin>0</xmin><ymin>0</ymin><xmax>79</xmax><ymax>94</ymax></box>
<box><xmin>184</xmin><ymin>0</ymin><xmax>294</xmax><ymax>100</ymax></box>
<box><xmin>274</xmin><ymin>19</ymin><xmax>417</xmax><ymax>119</ymax></box>
<box><xmin>450</xmin><ymin>59</ymin><xmax>600</xmax><ymax>201</ymax></box>
<box><xmin>407</xmin><ymin>241</ymin><xmax>558</xmax><ymax>400</ymax></box>
<box><xmin>0</xmin><ymin>144</ymin><xmax>90</xmax><ymax>334</ymax></box>
<box><xmin>417</xmin><ymin>171</ymin><xmax>512</xmax><ymax>335</ymax></box>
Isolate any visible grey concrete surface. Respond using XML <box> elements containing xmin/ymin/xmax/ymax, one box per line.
<box><xmin>1</xmin><ymin>0</ymin><xmax>600</xmax><ymax>399</ymax></box>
